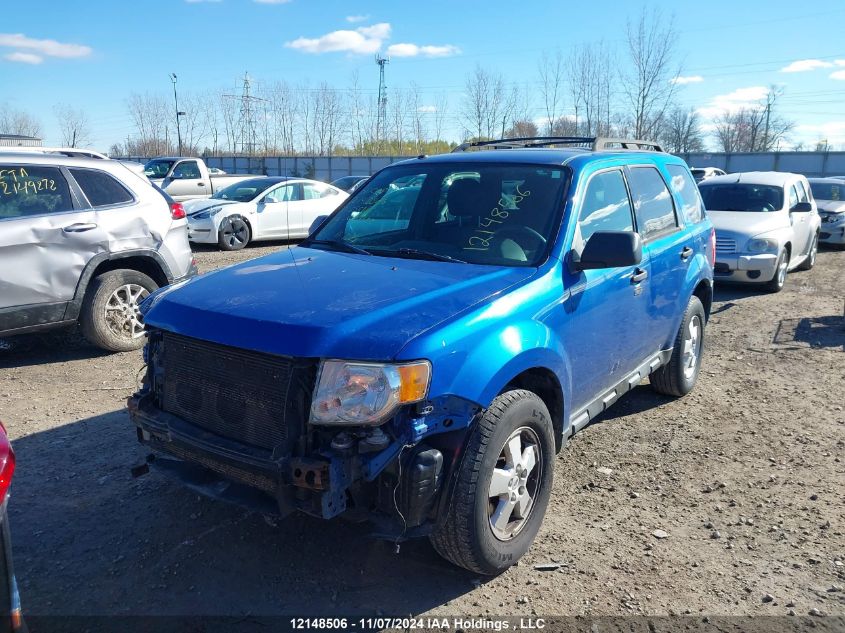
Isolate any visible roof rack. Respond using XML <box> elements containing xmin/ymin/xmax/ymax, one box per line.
<box><xmin>451</xmin><ymin>136</ymin><xmax>665</xmax><ymax>153</ymax></box>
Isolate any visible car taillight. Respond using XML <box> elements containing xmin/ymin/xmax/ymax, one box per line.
<box><xmin>170</xmin><ymin>202</ymin><xmax>186</xmax><ymax>220</ymax></box>
<box><xmin>708</xmin><ymin>227</ymin><xmax>716</xmax><ymax>265</ymax></box>
<box><xmin>0</xmin><ymin>421</ymin><xmax>15</xmax><ymax>502</ymax></box>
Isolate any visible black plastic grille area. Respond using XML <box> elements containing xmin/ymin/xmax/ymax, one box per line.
<box><xmin>158</xmin><ymin>332</ymin><xmax>316</xmax><ymax>452</ymax></box>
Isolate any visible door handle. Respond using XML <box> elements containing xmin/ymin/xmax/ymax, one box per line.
<box><xmin>630</xmin><ymin>267</ymin><xmax>648</xmax><ymax>284</ymax></box>
<box><xmin>197</xmin><ymin>182</ymin><xmax>205</xmax><ymax>187</ymax></box>
<box><xmin>680</xmin><ymin>246</ymin><xmax>693</xmax><ymax>260</ymax></box>
<box><xmin>62</xmin><ymin>223</ymin><xmax>97</xmax><ymax>233</ymax></box>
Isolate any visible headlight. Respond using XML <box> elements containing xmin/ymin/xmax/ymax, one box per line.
<box><xmin>310</xmin><ymin>360</ymin><xmax>431</xmax><ymax>426</ymax></box>
<box><xmin>747</xmin><ymin>237</ymin><xmax>778</xmax><ymax>253</ymax></box>
<box><xmin>191</xmin><ymin>207</ymin><xmax>220</xmax><ymax>220</ymax></box>
<box><xmin>827</xmin><ymin>213</ymin><xmax>845</xmax><ymax>225</ymax></box>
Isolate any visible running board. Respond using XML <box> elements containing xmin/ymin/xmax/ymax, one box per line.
<box><xmin>568</xmin><ymin>349</ymin><xmax>673</xmax><ymax>435</ymax></box>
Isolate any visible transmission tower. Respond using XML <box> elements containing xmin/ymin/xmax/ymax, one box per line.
<box><xmin>375</xmin><ymin>54</ymin><xmax>390</xmax><ymax>152</ymax></box>
<box><xmin>223</xmin><ymin>72</ymin><xmax>266</xmax><ymax>157</ymax></box>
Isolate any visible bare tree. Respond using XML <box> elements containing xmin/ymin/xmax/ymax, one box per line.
<box><xmin>712</xmin><ymin>87</ymin><xmax>793</xmax><ymax>152</ymax></box>
<box><xmin>127</xmin><ymin>93</ymin><xmax>171</xmax><ymax>155</ymax></box>
<box><xmin>568</xmin><ymin>42</ymin><xmax>615</xmax><ymax>136</ymax></box>
<box><xmin>0</xmin><ymin>103</ymin><xmax>42</xmax><ymax>138</ymax></box>
<box><xmin>432</xmin><ymin>93</ymin><xmax>449</xmax><ymax>142</ymax></box>
<box><xmin>620</xmin><ymin>7</ymin><xmax>681</xmax><ymax>139</ymax></box>
<box><xmin>538</xmin><ymin>49</ymin><xmax>565</xmax><ymax>136</ymax></box>
<box><xmin>461</xmin><ymin>65</ymin><xmax>511</xmax><ymax>140</ymax></box>
<box><xmin>506</xmin><ymin>119</ymin><xmax>539</xmax><ymax>138</ymax></box>
<box><xmin>53</xmin><ymin>104</ymin><xmax>92</xmax><ymax>147</ymax></box>
<box><xmin>409</xmin><ymin>82</ymin><xmax>427</xmax><ymax>153</ymax></box>
<box><xmin>660</xmin><ymin>107</ymin><xmax>704</xmax><ymax>153</ymax></box>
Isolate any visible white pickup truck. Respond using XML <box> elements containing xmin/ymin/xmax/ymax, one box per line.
<box><xmin>144</xmin><ymin>157</ymin><xmax>255</xmax><ymax>201</ymax></box>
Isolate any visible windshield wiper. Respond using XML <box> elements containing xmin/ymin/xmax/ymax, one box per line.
<box><xmin>303</xmin><ymin>239</ymin><xmax>373</xmax><ymax>256</ymax></box>
<box><xmin>375</xmin><ymin>247</ymin><xmax>468</xmax><ymax>264</ymax></box>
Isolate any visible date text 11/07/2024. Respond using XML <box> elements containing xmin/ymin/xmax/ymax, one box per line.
<box><xmin>289</xmin><ymin>617</ymin><xmax>548</xmax><ymax>630</ymax></box>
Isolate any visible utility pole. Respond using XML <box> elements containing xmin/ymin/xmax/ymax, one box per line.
<box><xmin>375</xmin><ymin>54</ymin><xmax>390</xmax><ymax>153</ymax></box>
<box><xmin>170</xmin><ymin>73</ymin><xmax>185</xmax><ymax>155</ymax></box>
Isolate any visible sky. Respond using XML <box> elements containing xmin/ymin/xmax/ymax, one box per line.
<box><xmin>1</xmin><ymin>0</ymin><xmax>845</xmax><ymax>151</ymax></box>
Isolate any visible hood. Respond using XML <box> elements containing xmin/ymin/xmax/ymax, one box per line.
<box><xmin>708</xmin><ymin>210</ymin><xmax>789</xmax><ymax>236</ymax></box>
<box><xmin>142</xmin><ymin>247</ymin><xmax>535</xmax><ymax>360</ymax></box>
<box><xmin>183</xmin><ymin>198</ymin><xmax>240</xmax><ymax>215</ymax></box>
<box><xmin>817</xmin><ymin>200</ymin><xmax>845</xmax><ymax>213</ymax></box>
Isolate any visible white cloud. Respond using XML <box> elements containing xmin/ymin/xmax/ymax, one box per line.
<box><xmin>386</xmin><ymin>43</ymin><xmax>460</xmax><ymax>58</ymax></box>
<box><xmin>417</xmin><ymin>105</ymin><xmax>437</xmax><ymax>113</ymax></box>
<box><xmin>0</xmin><ymin>33</ymin><xmax>91</xmax><ymax>58</ymax></box>
<box><xmin>345</xmin><ymin>14</ymin><xmax>369</xmax><ymax>23</ymax></box>
<box><xmin>286</xmin><ymin>23</ymin><xmax>390</xmax><ymax>54</ymax></box>
<box><xmin>837</xmin><ymin>60</ymin><xmax>845</xmax><ymax>66</ymax></box>
<box><xmin>794</xmin><ymin>121</ymin><xmax>845</xmax><ymax>147</ymax></box>
<box><xmin>670</xmin><ymin>75</ymin><xmax>703</xmax><ymax>85</ymax></box>
<box><xmin>781</xmin><ymin>59</ymin><xmax>833</xmax><ymax>73</ymax></box>
<box><xmin>697</xmin><ymin>86</ymin><xmax>770</xmax><ymax>118</ymax></box>
<box><xmin>831</xmin><ymin>70</ymin><xmax>845</xmax><ymax>80</ymax></box>
<box><xmin>3</xmin><ymin>51</ymin><xmax>42</xmax><ymax>64</ymax></box>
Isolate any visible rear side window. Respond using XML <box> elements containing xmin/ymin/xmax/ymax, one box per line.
<box><xmin>627</xmin><ymin>166</ymin><xmax>678</xmax><ymax>240</ymax></box>
<box><xmin>0</xmin><ymin>165</ymin><xmax>73</xmax><ymax>219</ymax></box>
<box><xmin>576</xmin><ymin>169</ymin><xmax>634</xmax><ymax>246</ymax></box>
<box><xmin>70</xmin><ymin>169</ymin><xmax>134</xmax><ymax>207</ymax></box>
<box><xmin>667</xmin><ymin>165</ymin><xmax>705</xmax><ymax>224</ymax></box>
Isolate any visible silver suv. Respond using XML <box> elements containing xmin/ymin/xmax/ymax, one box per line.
<box><xmin>0</xmin><ymin>153</ymin><xmax>196</xmax><ymax>351</ymax></box>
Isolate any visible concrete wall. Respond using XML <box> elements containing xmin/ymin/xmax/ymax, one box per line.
<box><xmin>120</xmin><ymin>151</ymin><xmax>845</xmax><ymax>180</ymax></box>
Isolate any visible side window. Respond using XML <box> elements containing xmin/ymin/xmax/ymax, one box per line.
<box><xmin>0</xmin><ymin>165</ymin><xmax>73</xmax><ymax>219</ymax></box>
<box><xmin>788</xmin><ymin>185</ymin><xmax>799</xmax><ymax>210</ymax></box>
<box><xmin>627</xmin><ymin>166</ymin><xmax>678</xmax><ymax>240</ymax></box>
<box><xmin>267</xmin><ymin>185</ymin><xmax>295</xmax><ymax>203</ymax></box>
<box><xmin>576</xmin><ymin>170</ymin><xmax>635</xmax><ymax>246</ymax></box>
<box><xmin>302</xmin><ymin>182</ymin><xmax>336</xmax><ymax>200</ymax></box>
<box><xmin>173</xmin><ymin>161</ymin><xmax>201</xmax><ymax>179</ymax></box>
<box><xmin>69</xmin><ymin>169</ymin><xmax>134</xmax><ymax>207</ymax></box>
<box><xmin>796</xmin><ymin>180</ymin><xmax>810</xmax><ymax>203</ymax></box>
<box><xmin>667</xmin><ymin>164</ymin><xmax>704</xmax><ymax>224</ymax></box>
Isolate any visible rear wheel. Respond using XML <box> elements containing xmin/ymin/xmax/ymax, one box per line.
<box><xmin>80</xmin><ymin>269</ymin><xmax>157</xmax><ymax>352</ymax></box>
<box><xmin>797</xmin><ymin>234</ymin><xmax>818</xmax><ymax>271</ymax></box>
<box><xmin>430</xmin><ymin>390</ymin><xmax>554</xmax><ymax>575</ymax></box>
<box><xmin>651</xmin><ymin>295</ymin><xmax>705</xmax><ymax>397</ymax></box>
<box><xmin>765</xmin><ymin>249</ymin><xmax>789</xmax><ymax>293</ymax></box>
<box><xmin>218</xmin><ymin>216</ymin><xmax>251</xmax><ymax>251</ymax></box>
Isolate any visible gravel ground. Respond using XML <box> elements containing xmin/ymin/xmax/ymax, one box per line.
<box><xmin>0</xmin><ymin>241</ymin><xmax>843</xmax><ymax>625</ymax></box>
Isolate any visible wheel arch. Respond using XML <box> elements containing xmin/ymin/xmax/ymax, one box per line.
<box><xmin>501</xmin><ymin>367</ymin><xmax>566</xmax><ymax>452</ymax></box>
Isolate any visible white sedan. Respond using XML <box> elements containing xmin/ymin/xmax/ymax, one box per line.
<box><xmin>183</xmin><ymin>177</ymin><xmax>348</xmax><ymax>250</ymax></box>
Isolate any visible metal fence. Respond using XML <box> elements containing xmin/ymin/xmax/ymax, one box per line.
<box><xmin>119</xmin><ymin>151</ymin><xmax>845</xmax><ymax>180</ymax></box>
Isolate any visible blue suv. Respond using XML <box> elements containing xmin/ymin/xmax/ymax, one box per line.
<box><xmin>128</xmin><ymin>137</ymin><xmax>714</xmax><ymax>574</ymax></box>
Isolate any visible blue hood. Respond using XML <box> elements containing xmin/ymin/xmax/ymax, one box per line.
<box><xmin>143</xmin><ymin>247</ymin><xmax>536</xmax><ymax>360</ymax></box>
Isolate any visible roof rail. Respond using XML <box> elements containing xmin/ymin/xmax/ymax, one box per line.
<box><xmin>0</xmin><ymin>147</ymin><xmax>109</xmax><ymax>159</ymax></box>
<box><xmin>451</xmin><ymin>136</ymin><xmax>664</xmax><ymax>153</ymax></box>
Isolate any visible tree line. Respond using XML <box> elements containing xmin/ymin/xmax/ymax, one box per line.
<box><xmin>1</xmin><ymin>8</ymin><xmax>828</xmax><ymax>157</ymax></box>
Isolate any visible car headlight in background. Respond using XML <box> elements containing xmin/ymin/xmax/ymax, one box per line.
<box><xmin>825</xmin><ymin>213</ymin><xmax>845</xmax><ymax>225</ymax></box>
<box><xmin>190</xmin><ymin>207</ymin><xmax>221</xmax><ymax>220</ymax></box>
<box><xmin>310</xmin><ymin>360</ymin><xmax>431</xmax><ymax>426</ymax></box>
<box><xmin>747</xmin><ymin>237</ymin><xmax>778</xmax><ymax>253</ymax></box>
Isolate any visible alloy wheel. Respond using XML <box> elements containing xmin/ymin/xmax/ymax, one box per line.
<box><xmin>682</xmin><ymin>314</ymin><xmax>702</xmax><ymax>380</ymax></box>
<box><xmin>487</xmin><ymin>426</ymin><xmax>542</xmax><ymax>541</ymax></box>
<box><xmin>104</xmin><ymin>283</ymin><xmax>149</xmax><ymax>340</ymax></box>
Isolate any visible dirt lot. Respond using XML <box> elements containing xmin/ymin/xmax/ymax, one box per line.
<box><xmin>1</xmin><ymin>241</ymin><xmax>843</xmax><ymax>625</ymax></box>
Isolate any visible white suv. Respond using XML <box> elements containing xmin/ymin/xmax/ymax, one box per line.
<box><xmin>0</xmin><ymin>153</ymin><xmax>196</xmax><ymax>351</ymax></box>
<box><xmin>699</xmin><ymin>171</ymin><xmax>821</xmax><ymax>292</ymax></box>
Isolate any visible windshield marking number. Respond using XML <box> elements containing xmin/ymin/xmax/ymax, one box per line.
<box><xmin>463</xmin><ymin>185</ymin><xmax>531</xmax><ymax>252</ymax></box>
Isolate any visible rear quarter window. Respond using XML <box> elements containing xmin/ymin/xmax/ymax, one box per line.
<box><xmin>667</xmin><ymin>164</ymin><xmax>705</xmax><ymax>224</ymax></box>
<box><xmin>69</xmin><ymin>168</ymin><xmax>134</xmax><ymax>207</ymax></box>
<box><xmin>0</xmin><ymin>165</ymin><xmax>73</xmax><ymax>219</ymax></box>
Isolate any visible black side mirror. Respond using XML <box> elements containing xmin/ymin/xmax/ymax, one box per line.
<box><xmin>572</xmin><ymin>231</ymin><xmax>643</xmax><ymax>271</ymax></box>
<box><xmin>309</xmin><ymin>215</ymin><xmax>329</xmax><ymax>235</ymax></box>
<box><xmin>791</xmin><ymin>201</ymin><xmax>812</xmax><ymax>212</ymax></box>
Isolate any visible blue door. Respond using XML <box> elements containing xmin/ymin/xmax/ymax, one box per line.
<box><xmin>558</xmin><ymin>167</ymin><xmax>655</xmax><ymax>413</ymax></box>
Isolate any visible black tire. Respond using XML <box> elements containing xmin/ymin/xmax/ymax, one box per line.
<box><xmin>80</xmin><ymin>269</ymin><xmax>158</xmax><ymax>352</ymax></box>
<box><xmin>797</xmin><ymin>234</ymin><xmax>818</xmax><ymax>271</ymax></box>
<box><xmin>651</xmin><ymin>295</ymin><xmax>705</xmax><ymax>397</ymax></box>
<box><xmin>217</xmin><ymin>216</ymin><xmax>251</xmax><ymax>251</ymax></box>
<box><xmin>430</xmin><ymin>389</ymin><xmax>555</xmax><ymax>575</ymax></box>
<box><xmin>765</xmin><ymin>249</ymin><xmax>789</xmax><ymax>293</ymax></box>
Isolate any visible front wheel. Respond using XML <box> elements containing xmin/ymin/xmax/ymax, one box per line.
<box><xmin>765</xmin><ymin>249</ymin><xmax>789</xmax><ymax>293</ymax></box>
<box><xmin>430</xmin><ymin>390</ymin><xmax>555</xmax><ymax>575</ymax></box>
<box><xmin>651</xmin><ymin>295</ymin><xmax>705</xmax><ymax>397</ymax></box>
<box><xmin>218</xmin><ymin>216</ymin><xmax>251</xmax><ymax>251</ymax></box>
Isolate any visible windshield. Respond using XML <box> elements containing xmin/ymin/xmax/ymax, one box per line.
<box><xmin>144</xmin><ymin>159</ymin><xmax>175</xmax><ymax>178</ymax></box>
<box><xmin>699</xmin><ymin>183</ymin><xmax>784</xmax><ymax>212</ymax></box>
<box><xmin>307</xmin><ymin>162</ymin><xmax>569</xmax><ymax>267</ymax></box>
<box><xmin>809</xmin><ymin>181</ymin><xmax>844</xmax><ymax>202</ymax></box>
<box><xmin>211</xmin><ymin>178</ymin><xmax>272</xmax><ymax>202</ymax></box>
